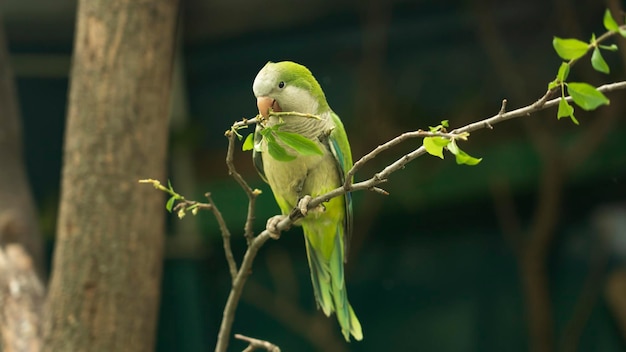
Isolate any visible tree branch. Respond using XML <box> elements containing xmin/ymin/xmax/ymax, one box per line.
<box><xmin>225</xmin><ymin>129</ymin><xmax>260</xmax><ymax>245</ymax></box>
<box><xmin>235</xmin><ymin>334</ymin><xmax>281</xmax><ymax>352</ymax></box>
<box><xmin>212</xmin><ymin>79</ymin><xmax>626</xmax><ymax>352</ymax></box>
<box><xmin>203</xmin><ymin>194</ymin><xmax>238</xmax><ymax>280</ymax></box>
<box><xmin>214</xmin><ymin>231</ymin><xmax>273</xmax><ymax>352</ymax></box>
<box><xmin>311</xmin><ymin>81</ymin><xmax>626</xmax><ymax>223</ymax></box>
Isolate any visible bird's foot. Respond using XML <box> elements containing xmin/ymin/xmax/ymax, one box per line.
<box><xmin>266</xmin><ymin>215</ymin><xmax>286</xmax><ymax>239</ymax></box>
<box><xmin>297</xmin><ymin>195</ymin><xmax>325</xmax><ymax>217</ymax></box>
<box><xmin>298</xmin><ymin>195</ymin><xmax>313</xmax><ymax>216</ymax></box>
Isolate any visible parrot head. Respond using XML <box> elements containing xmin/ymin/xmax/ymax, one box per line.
<box><xmin>253</xmin><ymin>61</ymin><xmax>330</xmax><ymax>118</ymax></box>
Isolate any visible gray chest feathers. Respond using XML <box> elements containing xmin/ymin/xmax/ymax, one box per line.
<box><xmin>262</xmin><ymin>142</ymin><xmax>340</xmax><ymax>208</ymax></box>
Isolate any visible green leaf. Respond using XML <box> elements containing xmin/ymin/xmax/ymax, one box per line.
<box><xmin>619</xmin><ymin>28</ymin><xmax>626</xmax><ymax>38</ymax></box>
<box><xmin>448</xmin><ymin>140</ymin><xmax>483</xmax><ymax>166</ymax></box>
<box><xmin>423</xmin><ymin>137</ymin><xmax>448</xmax><ymax>159</ymax></box>
<box><xmin>557</xmin><ymin>98</ymin><xmax>572</xmax><ymax>119</ymax></box>
<box><xmin>604</xmin><ymin>9</ymin><xmax>619</xmax><ymax>31</ymax></box>
<box><xmin>448</xmin><ymin>140</ymin><xmax>481</xmax><ymax>165</ymax></box>
<box><xmin>552</xmin><ymin>37</ymin><xmax>589</xmax><ymax>60</ymax></box>
<box><xmin>267</xmin><ymin>139</ymin><xmax>296</xmax><ymax>161</ymax></box>
<box><xmin>447</xmin><ymin>139</ymin><xmax>459</xmax><ymax>155</ymax></box>
<box><xmin>600</xmin><ymin>44</ymin><xmax>618</xmax><ymax>51</ymax></box>
<box><xmin>262</xmin><ymin>132</ymin><xmax>290</xmax><ymax>161</ymax></box>
<box><xmin>455</xmin><ymin>148</ymin><xmax>482</xmax><ymax>166</ymax></box>
<box><xmin>167</xmin><ymin>179</ymin><xmax>173</xmax><ymax>191</ymax></box>
<box><xmin>441</xmin><ymin>120</ymin><xmax>449</xmax><ymax>128</ymax></box>
<box><xmin>431</xmin><ymin>136</ymin><xmax>450</xmax><ymax>147</ymax></box>
<box><xmin>557</xmin><ymin>98</ymin><xmax>578</xmax><ymax>125</ymax></box>
<box><xmin>567</xmin><ymin>82</ymin><xmax>610</xmax><ymax>110</ymax></box>
<box><xmin>166</xmin><ymin>196</ymin><xmax>176</xmax><ymax>213</ymax></box>
<box><xmin>242</xmin><ymin>133</ymin><xmax>254</xmax><ymax>151</ymax></box>
<box><xmin>274</xmin><ymin>131</ymin><xmax>323</xmax><ymax>156</ymax></box>
<box><xmin>591</xmin><ymin>47</ymin><xmax>610</xmax><ymax>74</ymax></box>
<box><xmin>556</xmin><ymin>62</ymin><xmax>570</xmax><ymax>82</ymax></box>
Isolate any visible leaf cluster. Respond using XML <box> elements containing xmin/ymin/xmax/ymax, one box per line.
<box><xmin>242</xmin><ymin>124</ymin><xmax>323</xmax><ymax>162</ymax></box>
<box><xmin>241</xmin><ymin>114</ymin><xmax>324</xmax><ymax>162</ymax></box>
<box><xmin>422</xmin><ymin>120</ymin><xmax>482</xmax><ymax>165</ymax></box>
<box><xmin>549</xmin><ymin>9</ymin><xmax>624</xmax><ymax>124</ymax></box>
<box><xmin>138</xmin><ymin>179</ymin><xmax>201</xmax><ymax>219</ymax></box>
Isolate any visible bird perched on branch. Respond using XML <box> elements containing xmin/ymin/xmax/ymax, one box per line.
<box><xmin>252</xmin><ymin>61</ymin><xmax>362</xmax><ymax>342</ymax></box>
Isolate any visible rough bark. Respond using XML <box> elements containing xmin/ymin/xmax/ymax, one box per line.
<box><xmin>42</xmin><ymin>1</ymin><xmax>179</xmax><ymax>351</ymax></box>
<box><xmin>0</xmin><ymin>15</ymin><xmax>46</xmax><ymax>351</ymax></box>
<box><xmin>0</xmin><ymin>245</ymin><xmax>44</xmax><ymax>352</ymax></box>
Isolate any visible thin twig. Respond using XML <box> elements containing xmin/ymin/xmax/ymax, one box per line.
<box><xmin>137</xmin><ymin>179</ymin><xmax>240</xmax><ymax>279</ymax></box>
<box><xmin>225</xmin><ymin>130</ymin><xmax>259</xmax><ymax>245</ymax></box>
<box><xmin>230</xmin><ymin>116</ymin><xmax>260</xmax><ymax>131</ymax></box>
<box><xmin>235</xmin><ymin>334</ymin><xmax>281</xmax><ymax>352</ymax></box>
<box><xmin>270</xmin><ymin>111</ymin><xmax>321</xmax><ymax>120</ymax></box>
<box><xmin>205</xmin><ymin>193</ymin><xmax>238</xmax><ymax>280</ymax></box>
<box><xmin>498</xmin><ymin>99</ymin><xmax>507</xmax><ymax>117</ymax></box>
<box><xmin>269</xmin><ymin>80</ymin><xmax>626</xmax><ymax>232</ymax></box>
<box><xmin>342</xmin><ymin>130</ymin><xmax>464</xmax><ymax>190</ymax></box>
<box><xmin>168</xmin><ymin>194</ymin><xmax>239</xmax><ymax>281</ymax></box>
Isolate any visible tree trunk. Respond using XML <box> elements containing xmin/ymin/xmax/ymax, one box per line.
<box><xmin>42</xmin><ymin>1</ymin><xmax>179</xmax><ymax>351</ymax></box>
<box><xmin>0</xmin><ymin>245</ymin><xmax>44</xmax><ymax>352</ymax></box>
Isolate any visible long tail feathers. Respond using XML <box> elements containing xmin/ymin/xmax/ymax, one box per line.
<box><xmin>304</xmin><ymin>228</ymin><xmax>363</xmax><ymax>341</ymax></box>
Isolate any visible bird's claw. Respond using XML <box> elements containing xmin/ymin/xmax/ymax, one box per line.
<box><xmin>298</xmin><ymin>195</ymin><xmax>313</xmax><ymax>216</ymax></box>
<box><xmin>266</xmin><ymin>215</ymin><xmax>285</xmax><ymax>239</ymax></box>
<box><xmin>297</xmin><ymin>195</ymin><xmax>325</xmax><ymax>217</ymax></box>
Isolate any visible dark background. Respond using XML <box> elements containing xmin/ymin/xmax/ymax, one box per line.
<box><xmin>3</xmin><ymin>0</ymin><xmax>626</xmax><ymax>350</ymax></box>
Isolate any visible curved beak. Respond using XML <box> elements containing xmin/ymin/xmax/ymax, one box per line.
<box><xmin>256</xmin><ymin>96</ymin><xmax>281</xmax><ymax>118</ymax></box>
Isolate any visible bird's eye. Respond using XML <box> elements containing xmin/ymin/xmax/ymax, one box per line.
<box><xmin>278</xmin><ymin>81</ymin><xmax>285</xmax><ymax>89</ymax></box>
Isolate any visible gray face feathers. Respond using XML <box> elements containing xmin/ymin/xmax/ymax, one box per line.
<box><xmin>253</xmin><ymin>61</ymin><xmax>330</xmax><ymax>116</ymax></box>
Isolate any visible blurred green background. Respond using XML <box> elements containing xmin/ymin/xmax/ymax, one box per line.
<box><xmin>3</xmin><ymin>0</ymin><xmax>626</xmax><ymax>350</ymax></box>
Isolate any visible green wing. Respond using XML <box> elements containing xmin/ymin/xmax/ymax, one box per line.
<box><xmin>324</xmin><ymin>111</ymin><xmax>354</xmax><ymax>260</ymax></box>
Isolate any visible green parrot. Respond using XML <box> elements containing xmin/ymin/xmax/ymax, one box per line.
<box><xmin>252</xmin><ymin>61</ymin><xmax>362</xmax><ymax>342</ymax></box>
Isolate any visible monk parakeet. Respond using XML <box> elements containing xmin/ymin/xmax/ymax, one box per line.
<box><xmin>252</xmin><ymin>61</ymin><xmax>362</xmax><ymax>342</ymax></box>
